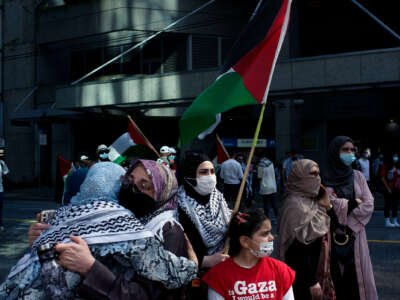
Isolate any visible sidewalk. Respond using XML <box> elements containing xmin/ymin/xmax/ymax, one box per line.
<box><xmin>4</xmin><ymin>187</ymin><xmax>56</xmax><ymax>202</ymax></box>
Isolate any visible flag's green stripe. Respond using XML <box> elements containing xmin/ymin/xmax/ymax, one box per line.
<box><xmin>113</xmin><ymin>155</ymin><xmax>126</xmax><ymax>165</ymax></box>
<box><xmin>179</xmin><ymin>72</ymin><xmax>257</xmax><ymax>146</ymax></box>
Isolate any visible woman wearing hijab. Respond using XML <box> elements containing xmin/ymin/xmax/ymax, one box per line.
<box><xmin>278</xmin><ymin>159</ymin><xmax>335</xmax><ymax>300</ymax></box>
<box><xmin>2</xmin><ymin>162</ymin><xmax>198</xmax><ymax>300</ymax></box>
<box><xmin>324</xmin><ymin>136</ymin><xmax>378</xmax><ymax>300</ymax></box>
<box><xmin>177</xmin><ymin>152</ymin><xmax>232</xmax><ymax>299</ymax></box>
<box><xmin>116</xmin><ymin>159</ymin><xmax>187</xmax><ymax>299</ymax></box>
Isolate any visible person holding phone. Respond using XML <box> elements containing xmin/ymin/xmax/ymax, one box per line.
<box><xmin>278</xmin><ymin>159</ymin><xmax>336</xmax><ymax>300</ymax></box>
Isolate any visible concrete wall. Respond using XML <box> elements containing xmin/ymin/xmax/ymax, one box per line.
<box><xmin>2</xmin><ymin>0</ymin><xmax>37</xmax><ymax>183</ymax></box>
<box><xmin>55</xmin><ymin>48</ymin><xmax>400</xmax><ymax>111</ymax></box>
<box><xmin>271</xmin><ymin>48</ymin><xmax>400</xmax><ymax>91</ymax></box>
<box><xmin>38</xmin><ymin>0</ymin><xmax>244</xmax><ymax>44</ymax></box>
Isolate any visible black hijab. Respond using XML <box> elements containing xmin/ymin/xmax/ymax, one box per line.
<box><xmin>181</xmin><ymin>151</ymin><xmax>211</xmax><ymax>205</ymax></box>
<box><xmin>324</xmin><ymin>136</ymin><xmax>355</xmax><ymax>202</ymax></box>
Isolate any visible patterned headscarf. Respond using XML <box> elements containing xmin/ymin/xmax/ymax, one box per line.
<box><xmin>127</xmin><ymin>159</ymin><xmax>178</xmax><ymax>211</ymax></box>
<box><xmin>1</xmin><ymin>162</ymin><xmax>153</xmax><ymax>299</ymax></box>
<box><xmin>70</xmin><ymin>162</ymin><xmax>125</xmax><ymax>205</ymax></box>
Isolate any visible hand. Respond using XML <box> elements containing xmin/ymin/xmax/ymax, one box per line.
<box><xmin>184</xmin><ymin>234</ymin><xmax>198</xmax><ymax>266</ymax></box>
<box><xmin>309</xmin><ymin>282</ymin><xmax>322</xmax><ymax>300</ymax></box>
<box><xmin>201</xmin><ymin>251</ymin><xmax>229</xmax><ymax>268</ymax></box>
<box><xmin>317</xmin><ymin>185</ymin><xmax>331</xmax><ymax>209</ymax></box>
<box><xmin>55</xmin><ymin>235</ymin><xmax>95</xmax><ymax>276</ymax></box>
<box><xmin>356</xmin><ymin>198</ymin><xmax>363</xmax><ymax>204</ymax></box>
<box><xmin>28</xmin><ymin>214</ymin><xmax>50</xmax><ymax>246</ymax></box>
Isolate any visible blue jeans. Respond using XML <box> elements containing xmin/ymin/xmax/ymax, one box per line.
<box><xmin>0</xmin><ymin>192</ymin><xmax>3</xmax><ymax>226</ymax></box>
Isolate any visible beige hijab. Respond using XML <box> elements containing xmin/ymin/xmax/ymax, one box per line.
<box><xmin>277</xmin><ymin>159</ymin><xmax>330</xmax><ymax>260</ymax></box>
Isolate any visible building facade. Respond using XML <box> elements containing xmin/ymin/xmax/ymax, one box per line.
<box><xmin>1</xmin><ymin>0</ymin><xmax>400</xmax><ymax>186</ymax></box>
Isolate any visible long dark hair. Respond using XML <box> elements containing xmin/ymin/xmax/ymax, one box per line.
<box><xmin>227</xmin><ymin>209</ymin><xmax>268</xmax><ymax>257</ymax></box>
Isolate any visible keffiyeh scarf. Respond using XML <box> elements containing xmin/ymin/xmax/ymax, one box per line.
<box><xmin>177</xmin><ymin>186</ymin><xmax>231</xmax><ymax>255</ymax></box>
<box><xmin>0</xmin><ymin>162</ymin><xmax>154</xmax><ymax>300</ymax></box>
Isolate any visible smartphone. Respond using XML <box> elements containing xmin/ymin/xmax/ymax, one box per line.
<box><xmin>40</xmin><ymin>209</ymin><xmax>57</xmax><ymax>224</ymax></box>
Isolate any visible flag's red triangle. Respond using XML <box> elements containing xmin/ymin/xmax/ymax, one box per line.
<box><xmin>57</xmin><ymin>154</ymin><xmax>72</xmax><ymax>177</ymax></box>
<box><xmin>128</xmin><ymin>121</ymin><xmax>148</xmax><ymax>147</ymax></box>
<box><xmin>217</xmin><ymin>137</ymin><xmax>230</xmax><ymax>164</ymax></box>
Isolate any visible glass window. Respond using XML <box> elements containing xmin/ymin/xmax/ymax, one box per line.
<box><xmin>103</xmin><ymin>46</ymin><xmax>122</xmax><ymax>76</ymax></box>
<box><xmin>142</xmin><ymin>38</ymin><xmax>162</xmax><ymax>74</ymax></box>
<box><xmin>163</xmin><ymin>34</ymin><xmax>187</xmax><ymax>73</ymax></box>
<box><xmin>192</xmin><ymin>36</ymin><xmax>218</xmax><ymax>69</ymax></box>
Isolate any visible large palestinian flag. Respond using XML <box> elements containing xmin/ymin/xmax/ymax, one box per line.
<box><xmin>179</xmin><ymin>0</ymin><xmax>292</xmax><ymax>146</ymax></box>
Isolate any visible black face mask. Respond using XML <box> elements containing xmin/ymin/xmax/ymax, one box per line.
<box><xmin>118</xmin><ymin>184</ymin><xmax>157</xmax><ymax>218</ymax></box>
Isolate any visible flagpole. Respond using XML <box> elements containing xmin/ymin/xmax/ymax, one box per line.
<box><xmin>233</xmin><ymin>102</ymin><xmax>266</xmax><ymax>212</ymax></box>
<box><xmin>224</xmin><ymin>102</ymin><xmax>267</xmax><ymax>254</ymax></box>
<box><xmin>127</xmin><ymin>116</ymin><xmax>160</xmax><ymax>157</ymax></box>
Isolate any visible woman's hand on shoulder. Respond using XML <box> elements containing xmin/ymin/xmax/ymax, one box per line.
<box><xmin>201</xmin><ymin>251</ymin><xmax>229</xmax><ymax>268</ymax></box>
<box><xmin>55</xmin><ymin>235</ymin><xmax>95</xmax><ymax>276</ymax></box>
<box><xmin>184</xmin><ymin>234</ymin><xmax>198</xmax><ymax>266</ymax></box>
<box><xmin>317</xmin><ymin>185</ymin><xmax>331</xmax><ymax>210</ymax></box>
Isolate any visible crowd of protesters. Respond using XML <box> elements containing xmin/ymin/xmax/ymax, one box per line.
<box><xmin>0</xmin><ymin>136</ymin><xmax>381</xmax><ymax>300</ymax></box>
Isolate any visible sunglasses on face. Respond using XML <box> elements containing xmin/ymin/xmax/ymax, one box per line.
<box><xmin>99</xmin><ymin>150</ymin><xmax>109</xmax><ymax>154</ymax></box>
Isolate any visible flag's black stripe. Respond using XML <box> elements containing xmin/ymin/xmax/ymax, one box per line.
<box><xmin>221</xmin><ymin>0</ymin><xmax>285</xmax><ymax>74</ymax></box>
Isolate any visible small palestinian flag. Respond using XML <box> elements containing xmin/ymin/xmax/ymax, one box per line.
<box><xmin>179</xmin><ymin>0</ymin><xmax>292</xmax><ymax>146</ymax></box>
<box><xmin>58</xmin><ymin>154</ymin><xmax>73</xmax><ymax>183</ymax></box>
<box><xmin>108</xmin><ymin>119</ymin><xmax>159</xmax><ymax>164</ymax></box>
<box><xmin>57</xmin><ymin>154</ymin><xmax>73</xmax><ymax>204</ymax></box>
<box><xmin>216</xmin><ymin>135</ymin><xmax>230</xmax><ymax>164</ymax></box>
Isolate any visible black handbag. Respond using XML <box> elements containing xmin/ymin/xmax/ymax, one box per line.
<box><xmin>332</xmin><ymin>227</ymin><xmax>355</xmax><ymax>265</ymax></box>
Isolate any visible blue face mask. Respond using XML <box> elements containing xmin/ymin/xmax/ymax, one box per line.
<box><xmin>394</xmin><ymin>157</ymin><xmax>399</xmax><ymax>163</ymax></box>
<box><xmin>99</xmin><ymin>153</ymin><xmax>109</xmax><ymax>160</ymax></box>
<box><xmin>340</xmin><ymin>153</ymin><xmax>356</xmax><ymax>166</ymax></box>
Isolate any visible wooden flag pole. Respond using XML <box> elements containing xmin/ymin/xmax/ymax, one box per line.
<box><xmin>224</xmin><ymin>102</ymin><xmax>267</xmax><ymax>254</ymax></box>
<box><xmin>128</xmin><ymin>115</ymin><xmax>160</xmax><ymax>157</ymax></box>
<box><xmin>233</xmin><ymin>102</ymin><xmax>266</xmax><ymax>212</ymax></box>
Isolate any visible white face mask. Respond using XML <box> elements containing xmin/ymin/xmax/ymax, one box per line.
<box><xmin>191</xmin><ymin>175</ymin><xmax>217</xmax><ymax>196</ymax></box>
<box><xmin>249</xmin><ymin>241</ymin><xmax>274</xmax><ymax>258</ymax></box>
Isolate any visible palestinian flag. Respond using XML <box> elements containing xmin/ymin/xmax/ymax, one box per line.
<box><xmin>56</xmin><ymin>154</ymin><xmax>73</xmax><ymax>204</ymax></box>
<box><xmin>58</xmin><ymin>154</ymin><xmax>73</xmax><ymax>183</ymax></box>
<box><xmin>108</xmin><ymin>120</ymin><xmax>159</xmax><ymax>164</ymax></box>
<box><xmin>179</xmin><ymin>0</ymin><xmax>292</xmax><ymax>146</ymax></box>
<box><xmin>216</xmin><ymin>135</ymin><xmax>230</xmax><ymax>164</ymax></box>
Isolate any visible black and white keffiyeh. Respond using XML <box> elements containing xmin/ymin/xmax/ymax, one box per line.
<box><xmin>140</xmin><ymin>209</ymin><xmax>183</xmax><ymax>243</ymax></box>
<box><xmin>1</xmin><ymin>162</ymin><xmax>154</xmax><ymax>299</ymax></box>
<box><xmin>177</xmin><ymin>186</ymin><xmax>231</xmax><ymax>255</ymax></box>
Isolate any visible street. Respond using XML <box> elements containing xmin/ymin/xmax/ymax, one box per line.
<box><xmin>0</xmin><ymin>197</ymin><xmax>399</xmax><ymax>299</ymax></box>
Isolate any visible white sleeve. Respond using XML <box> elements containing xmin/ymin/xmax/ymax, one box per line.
<box><xmin>0</xmin><ymin>161</ymin><xmax>9</xmax><ymax>175</ymax></box>
<box><xmin>208</xmin><ymin>287</ymin><xmax>224</xmax><ymax>300</ymax></box>
<box><xmin>283</xmin><ymin>286</ymin><xmax>295</xmax><ymax>300</ymax></box>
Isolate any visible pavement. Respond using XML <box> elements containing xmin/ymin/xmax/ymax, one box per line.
<box><xmin>0</xmin><ymin>188</ymin><xmax>399</xmax><ymax>299</ymax></box>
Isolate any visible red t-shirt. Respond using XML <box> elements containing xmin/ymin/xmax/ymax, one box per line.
<box><xmin>202</xmin><ymin>257</ymin><xmax>295</xmax><ymax>300</ymax></box>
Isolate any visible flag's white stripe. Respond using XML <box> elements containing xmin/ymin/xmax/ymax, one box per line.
<box><xmin>197</xmin><ymin>68</ymin><xmax>234</xmax><ymax>140</ymax></box>
<box><xmin>108</xmin><ymin>132</ymin><xmax>135</xmax><ymax>162</ymax></box>
<box><xmin>261</xmin><ymin>0</ymin><xmax>292</xmax><ymax>104</ymax></box>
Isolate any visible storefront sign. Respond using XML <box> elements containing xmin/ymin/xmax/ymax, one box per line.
<box><xmin>222</xmin><ymin>138</ymin><xmax>275</xmax><ymax>148</ymax></box>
